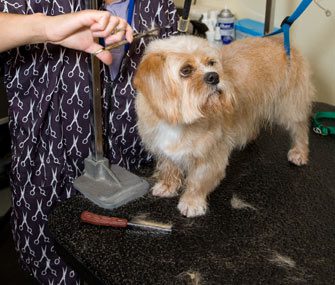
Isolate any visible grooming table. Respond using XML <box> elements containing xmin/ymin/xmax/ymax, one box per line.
<box><xmin>48</xmin><ymin>102</ymin><xmax>335</xmax><ymax>285</ymax></box>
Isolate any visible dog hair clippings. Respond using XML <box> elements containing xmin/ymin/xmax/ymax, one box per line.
<box><xmin>93</xmin><ymin>27</ymin><xmax>160</xmax><ymax>55</ymax></box>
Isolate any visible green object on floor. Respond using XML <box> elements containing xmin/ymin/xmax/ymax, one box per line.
<box><xmin>312</xmin><ymin>111</ymin><xmax>335</xmax><ymax>136</ymax></box>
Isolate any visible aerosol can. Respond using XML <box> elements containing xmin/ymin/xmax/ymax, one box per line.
<box><xmin>217</xmin><ymin>8</ymin><xmax>235</xmax><ymax>44</ymax></box>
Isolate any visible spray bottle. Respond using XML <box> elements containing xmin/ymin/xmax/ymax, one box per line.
<box><xmin>217</xmin><ymin>2</ymin><xmax>235</xmax><ymax>45</ymax></box>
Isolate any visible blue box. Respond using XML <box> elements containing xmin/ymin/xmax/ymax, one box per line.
<box><xmin>235</xmin><ymin>18</ymin><xmax>279</xmax><ymax>39</ymax></box>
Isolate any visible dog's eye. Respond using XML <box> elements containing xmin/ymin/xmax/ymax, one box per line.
<box><xmin>180</xmin><ymin>65</ymin><xmax>194</xmax><ymax>77</ymax></box>
<box><xmin>208</xmin><ymin>60</ymin><xmax>216</xmax><ymax>66</ymax></box>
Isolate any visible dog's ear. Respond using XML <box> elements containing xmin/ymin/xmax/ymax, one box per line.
<box><xmin>134</xmin><ymin>52</ymin><xmax>181</xmax><ymax>124</ymax></box>
<box><xmin>133</xmin><ymin>52</ymin><xmax>166</xmax><ymax>92</ymax></box>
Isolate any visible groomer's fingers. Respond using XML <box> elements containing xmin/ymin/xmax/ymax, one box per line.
<box><xmin>87</xmin><ymin>12</ymin><xmax>134</xmax><ymax>47</ymax></box>
<box><xmin>91</xmin><ymin>16</ymin><xmax>121</xmax><ymax>38</ymax></box>
<box><xmin>105</xmin><ymin>17</ymin><xmax>128</xmax><ymax>42</ymax></box>
<box><xmin>89</xmin><ymin>12</ymin><xmax>110</xmax><ymax>31</ymax></box>
<box><xmin>126</xmin><ymin>24</ymin><xmax>133</xmax><ymax>43</ymax></box>
<box><xmin>105</xmin><ymin>19</ymin><xmax>133</xmax><ymax>45</ymax></box>
<box><xmin>103</xmin><ymin>22</ymin><xmax>133</xmax><ymax>45</ymax></box>
<box><xmin>92</xmin><ymin>16</ymin><xmax>133</xmax><ymax>44</ymax></box>
<box><xmin>86</xmin><ymin>43</ymin><xmax>113</xmax><ymax>65</ymax></box>
<box><xmin>124</xmin><ymin>24</ymin><xmax>133</xmax><ymax>43</ymax></box>
<box><xmin>95</xmin><ymin>50</ymin><xmax>113</xmax><ymax>65</ymax></box>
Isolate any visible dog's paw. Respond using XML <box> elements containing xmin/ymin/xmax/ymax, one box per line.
<box><xmin>288</xmin><ymin>148</ymin><xmax>308</xmax><ymax>166</ymax></box>
<box><xmin>177</xmin><ymin>196</ymin><xmax>207</xmax><ymax>217</ymax></box>
<box><xmin>151</xmin><ymin>182</ymin><xmax>178</xmax><ymax>197</ymax></box>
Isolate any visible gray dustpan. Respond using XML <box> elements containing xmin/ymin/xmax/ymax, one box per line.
<box><xmin>74</xmin><ymin>0</ymin><xmax>149</xmax><ymax>209</ymax></box>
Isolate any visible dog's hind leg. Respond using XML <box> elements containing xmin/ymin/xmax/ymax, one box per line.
<box><xmin>275</xmin><ymin>83</ymin><xmax>313</xmax><ymax>166</ymax></box>
<box><xmin>286</xmin><ymin>120</ymin><xmax>310</xmax><ymax>165</ymax></box>
<box><xmin>272</xmin><ymin>53</ymin><xmax>314</xmax><ymax>166</ymax></box>
<box><xmin>152</xmin><ymin>158</ymin><xmax>183</xmax><ymax>197</ymax></box>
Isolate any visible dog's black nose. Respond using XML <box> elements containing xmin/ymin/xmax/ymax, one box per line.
<box><xmin>204</xmin><ymin>72</ymin><xmax>219</xmax><ymax>85</ymax></box>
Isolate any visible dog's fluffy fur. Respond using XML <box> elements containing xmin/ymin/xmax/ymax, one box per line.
<box><xmin>134</xmin><ymin>35</ymin><xmax>314</xmax><ymax>217</ymax></box>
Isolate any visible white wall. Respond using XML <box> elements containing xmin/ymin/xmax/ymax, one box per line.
<box><xmin>174</xmin><ymin>0</ymin><xmax>335</xmax><ymax>105</ymax></box>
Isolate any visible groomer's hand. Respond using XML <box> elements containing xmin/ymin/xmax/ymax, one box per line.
<box><xmin>45</xmin><ymin>10</ymin><xmax>133</xmax><ymax>65</ymax></box>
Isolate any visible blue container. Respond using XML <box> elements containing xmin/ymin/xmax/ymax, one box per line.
<box><xmin>235</xmin><ymin>18</ymin><xmax>279</xmax><ymax>39</ymax></box>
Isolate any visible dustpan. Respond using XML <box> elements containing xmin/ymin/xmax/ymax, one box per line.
<box><xmin>74</xmin><ymin>0</ymin><xmax>149</xmax><ymax>209</ymax></box>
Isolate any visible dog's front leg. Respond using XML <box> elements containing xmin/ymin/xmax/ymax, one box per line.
<box><xmin>151</xmin><ymin>157</ymin><xmax>183</xmax><ymax>197</ymax></box>
<box><xmin>178</xmin><ymin>157</ymin><xmax>228</xmax><ymax>217</ymax></box>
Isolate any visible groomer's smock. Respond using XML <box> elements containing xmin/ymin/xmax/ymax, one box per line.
<box><xmin>0</xmin><ymin>0</ymin><xmax>178</xmax><ymax>284</ymax></box>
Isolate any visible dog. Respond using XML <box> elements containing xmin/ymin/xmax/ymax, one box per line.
<box><xmin>133</xmin><ymin>35</ymin><xmax>314</xmax><ymax>217</ymax></box>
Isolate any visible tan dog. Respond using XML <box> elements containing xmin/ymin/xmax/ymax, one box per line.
<box><xmin>134</xmin><ymin>35</ymin><xmax>314</xmax><ymax>217</ymax></box>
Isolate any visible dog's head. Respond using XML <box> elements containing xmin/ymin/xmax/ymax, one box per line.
<box><xmin>134</xmin><ymin>35</ymin><xmax>235</xmax><ymax>125</ymax></box>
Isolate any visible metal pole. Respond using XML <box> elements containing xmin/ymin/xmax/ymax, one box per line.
<box><xmin>86</xmin><ymin>0</ymin><xmax>104</xmax><ymax>162</ymax></box>
<box><xmin>264</xmin><ymin>0</ymin><xmax>276</xmax><ymax>35</ymax></box>
<box><xmin>75</xmin><ymin>0</ymin><xmax>150</xmax><ymax>210</ymax></box>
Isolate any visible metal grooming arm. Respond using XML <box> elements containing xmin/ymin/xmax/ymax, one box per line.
<box><xmin>73</xmin><ymin>0</ymin><xmax>149</xmax><ymax>209</ymax></box>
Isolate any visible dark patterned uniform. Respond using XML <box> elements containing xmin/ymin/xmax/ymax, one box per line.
<box><xmin>0</xmin><ymin>0</ymin><xmax>178</xmax><ymax>283</ymax></box>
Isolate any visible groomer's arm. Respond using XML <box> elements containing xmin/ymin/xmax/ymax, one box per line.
<box><xmin>0</xmin><ymin>10</ymin><xmax>133</xmax><ymax>65</ymax></box>
<box><xmin>0</xmin><ymin>12</ymin><xmax>47</xmax><ymax>51</ymax></box>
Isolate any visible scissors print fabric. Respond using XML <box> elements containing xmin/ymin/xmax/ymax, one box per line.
<box><xmin>0</xmin><ymin>0</ymin><xmax>178</xmax><ymax>284</ymax></box>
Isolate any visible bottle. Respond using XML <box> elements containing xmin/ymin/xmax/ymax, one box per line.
<box><xmin>202</xmin><ymin>12</ymin><xmax>215</xmax><ymax>43</ymax></box>
<box><xmin>214</xmin><ymin>26</ymin><xmax>222</xmax><ymax>46</ymax></box>
<box><xmin>209</xmin><ymin>10</ymin><xmax>219</xmax><ymax>30</ymax></box>
<box><xmin>217</xmin><ymin>8</ymin><xmax>235</xmax><ymax>44</ymax></box>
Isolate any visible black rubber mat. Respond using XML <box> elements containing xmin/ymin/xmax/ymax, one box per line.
<box><xmin>49</xmin><ymin>102</ymin><xmax>335</xmax><ymax>285</ymax></box>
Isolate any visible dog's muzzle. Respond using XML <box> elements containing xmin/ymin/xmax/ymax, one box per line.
<box><xmin>204</xmin><ymin>72</ymin><xmax>219</xmax><ymax>86</ymax></box>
